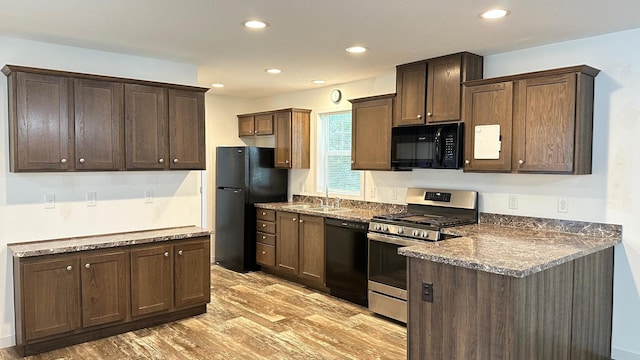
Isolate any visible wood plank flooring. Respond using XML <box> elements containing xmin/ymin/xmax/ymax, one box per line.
<box><xmin>1</xmin><ymin>265</ymin><xmax>406</xmax><ymax>359</ymax></box>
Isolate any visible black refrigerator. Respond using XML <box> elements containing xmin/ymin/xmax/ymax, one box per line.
<box><xmin>215</xmin><ymin>146</ymin><xmax>288</xmax><ymax>272</ymax></box>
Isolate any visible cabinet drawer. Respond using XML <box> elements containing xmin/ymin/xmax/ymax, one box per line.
<box><xmin>256</xmin><ymin>232</ymin><xmax>276</xmax><ymax>246</ymax></box>
<box><xmin>257</xmin><ymin>209</ymin><xmax>276</xmax><ymax>221</ymax></box>
<box><xmin>257</xmin><ymin>220</ymin><xmax>276</xmax><ymax>234</ymax></box>
<box><xmin>256</xmin><ymin>243</ymin><xmax>275</xmax><ymax>267</ymax></box>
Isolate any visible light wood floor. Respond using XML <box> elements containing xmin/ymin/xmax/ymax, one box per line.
<box><xmin>1</xmin><ymin>265</ymin><xmax>407</xmax><ymax>359</ymax></box>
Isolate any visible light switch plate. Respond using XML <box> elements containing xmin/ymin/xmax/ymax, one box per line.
<box><xmin>144</xmin><ymin>190</ymin><xmax>154</xmax><ymax>203</ymax></box>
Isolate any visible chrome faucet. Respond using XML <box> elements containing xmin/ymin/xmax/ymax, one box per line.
<box><xmin>324</xmin><ymin>185</ymin><xmax>330</xmax><ymax>207</ymax></box>
<box><xmin>334</xmin><ymin>196</ymin><xmax>341</xmax><ymax>208</ymax></box>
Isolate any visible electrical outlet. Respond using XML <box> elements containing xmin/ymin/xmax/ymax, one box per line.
<box><xmin>422</xmin><ymin>282</ymin><xmax>434</xmax><ymax>303</ymax></box>
<box><xmin>508</xmin><ymin>194</ymin><xmax>518</xmax><ymax>209</ymax></box>
<box><xmin>558</xmin><ymin>197</ymin><xmax>569</xmax><ymax>213</ymax></box>
<box><xmin>369</xmin><ymin>186</ymin><xmax>377</xmax><ymax>198</ymax></box>
<box><xmin>44</xmin><ymin>193</ymin><xmax>55</xmax><ymax>209</ymax></box>
<box><xmin>391</xmin><ymin>189</ymin><xmax>398</xmax><ymax>200</ymax></box>
<box><xmin>144</xmin><ymin>190</ymin><xmax>154</xmax><ymax>203</ymax></box>
<box><xmin>86</xmin><ymin>192</ymin><xmax>97</xmax><ymax>207</ymax></box>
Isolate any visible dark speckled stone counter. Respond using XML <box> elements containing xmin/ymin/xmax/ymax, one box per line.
<box><xmin>400</xmin><ymin>215</ymin><xmax>621</xmax><ymax>278</ymax></box>
<box><xmin>255</xmin><ymin>201</ymin><xmax>395</xmax><ymax>223</ymax></box>
<box><xmin>8</xmin><ymin>226</ymin><xmax>211</xmax><ymax>258</ymax></box>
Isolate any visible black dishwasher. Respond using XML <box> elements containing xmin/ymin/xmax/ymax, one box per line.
<box><xmin>325</xmin><ymin>218</ymin><xmax>368</xmax><ymax>307</ymax></box>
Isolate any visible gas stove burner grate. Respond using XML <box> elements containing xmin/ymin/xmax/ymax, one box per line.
<box><xmin>373</xmin><ymin>212</ymin><xmax>475</xmax><ymax>228</ymax></box>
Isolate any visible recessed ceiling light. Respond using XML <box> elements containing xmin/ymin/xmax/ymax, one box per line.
<box><xmin>265</xmin><ymin>68</ymin><xmax>282</xmax><ymax>74</ymax></box>
<box><xmin>480</xmin><ymin>9</ymin><xmax>509</xmax><ymax>19</ymax></box>
<box><xmin>211</xmin><ymin>83</ymin><xmax>224</xmax><ymax>88</ymax></box>
<box><xmin>243</xmin><ymin>20</ymin><xmax>269</xmax><ymax>29</ymax></box>
<box><xmin>311</xmin><ymin>80</ymin><xmax>326</xmax><ymax>84</ymax></box>
<box><xmin>346</xmin><ymin>46</ymin><xmax>367</xmax><ymax>54</ymax></box>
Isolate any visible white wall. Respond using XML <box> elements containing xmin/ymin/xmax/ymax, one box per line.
<box><xmin>215</xmin><ymin>28</ymin><xmax>639</xmax><ymax>359</ymax></box>
<box><xmin>0</xmin><ymin>37</ymin><xmax>204</xmax><ymax>347</ymax></box>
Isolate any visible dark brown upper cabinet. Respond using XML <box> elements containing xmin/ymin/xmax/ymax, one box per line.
<box><xmin>462</xmin><ymin>65</ymin><xmax>599</xmax><ymax>174</ymax></box>
<box><xmin>74</xmin><ymin>79</ymin><xmax>124</xmax><ymax>170</ymax></box>
<box><xmin>6</xmin><ymin>72</ymin><xmax>73</xmax><ymax>171</ymax></box>
<box><xmin>238</xmin><ymin>112</ymin><xmax>274</xmax><ymax>137</ymax></box>
<box><xmin>394</xmin><ymin>52</ymin><xmax>483</xmax><ymax>126</ymax></box>
<box><xmin>350</xmin><ymin>94</ymin><xmax>394</xmax><ymax>171</ymax></box>
<box><xmin>2</xmin><ymin>65</ymin><xmax>208</xmax><ymax>172</ymax></box>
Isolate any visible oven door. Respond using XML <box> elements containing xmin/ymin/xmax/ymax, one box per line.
<box><xmin>368</xmin><ymin>232</ymin><xmax>420</xmax><ymax>323</ymax></box>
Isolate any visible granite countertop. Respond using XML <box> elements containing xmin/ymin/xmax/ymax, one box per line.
<box><xmin>399</xmin><ymin>221</ymin><xmax>621</xmax><ymax>278</ymax></box>
<box><xmin>255</xmin><ymin>202</ymin><xmax>386</xmax><ymax>223</ymax></box>
<box><xmin>8</xmin><ymin>226</ymin><xmax>211</xmax><ymax>258</ymax></box>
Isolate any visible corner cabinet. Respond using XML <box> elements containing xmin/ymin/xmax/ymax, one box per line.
<box><xmin>394</xmin><ymin>52</ymin><xmax>483</xmax><ymax>126</ymax></box>
<box><xmin>350</xmin><ymin>94</ymin><xmax>394</xmax><ymax>170</ymax></box>
<box><xmin>274</xmin><ymin>109</ymin><xmax>311</xmax><ymax>169</ymax></box>
<box><xmin>2</xmin><ymin>65</ymin><xmax>208</xmax><ymax>172</ymax></box>
<box><xmin>274</xmin><ymin>211</ymin><xmax>325</xmax><ymax>287</ymax></box>
<box><xmin>11</xmin><ymin>233</ymin><xmax>210</xmax><ymax>356</ymax></box>
<box><xmin>462</xmin><ymin>65</ymin><xmax>599</xmax><ymax>174</ymax></box>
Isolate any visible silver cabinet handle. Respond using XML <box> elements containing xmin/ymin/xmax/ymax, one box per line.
<box><xmin>417</xmin><ymin>114</ymin><xmax>422</xmax><ymax>119</ymax></box>
<box><xmin>262</xmin><ymin>251</ymin><xmax>266</xmax><ymax>254</ymax></box>
<box><xmin>262</xmin><ymin>212</ymin><xmax>266</xmax><ymax>216</ymax></box>
<box><xmin>85</xmin><ymin>263</ymin><xmax>91</xmax><ymax>269</ymax></box>
<box><xmin>254</xmin><ymin>130</ymin><xmax>258</xmax><ymax>134</ymax></box>
<box><xmin>66</xmin><ymin>265</ymin><xmax>72</xmax><ymax>271</ymax></box>
<box><xmin>178</xmin><ymin>250</ymin><xmax>183</xmax><ymax>256</ymax></box>
<box><xmin>292</xmin><ymin>218</ymin><xmax>297</xmax><ymax>221</ymax></box>
<box><xmin>285</xmin><ymin>160</ymin><xmax>290</xmax><ymax>164</ymax></box>
<box><xmin>427</xmin><ymin>112</ymin><xmax>432</xmax><ymax>117</ymax></box>
<box><xmin>60</xmin><ymin>158</ymin><xmax>67</xmax><ymax>164</ymax></box>
<box><xmin>465</xmin><ymin>160</ymin><xmax>470</xmax><ymax>164</ymax></box>
<box><xmin>262</xmin><ymin>223</ymin><xmax>267</xmax><ymax>227</ymax></box>
<box><xmin>351</xmin><ymin>160</ymin><xmax>355</xmax><ymax>164</ymax></box>
<box><xmin>518</xmin><ymin>160</ymin><xmax>524</xmax><ymax>164</ymax></box>
<box><xmin>79</xmin><ymin>158</ymin><xmax>85</xmax><ymax>164</ymax></box>
<box><xmin>299</xmin><ymin>219</ymin><xmax>303</xmax><ymax>223</ymax></box>
<box><xmin>262</xmin><ymin>235</ymin><xmax>267</xmax><ymax>240</ymax></box>
<box><xmin>173</xmin><ymin>158</ymin><xmax>178</xmax><ymax>163</ymax></box>
<box><xmin>164</xmin><ymin>252</ymin><xmax>169</xmax><ymax>257</ymax></box>
<box><xmin>158</xmin><ymin>158</ymin><xmax>164</xmax><ymax>164</ymax></box>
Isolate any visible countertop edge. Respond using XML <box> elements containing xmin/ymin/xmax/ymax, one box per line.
<box><xmin>8</xmin><ymin>226</ymin><xmax>211</xmax><ymax>258</ymax></box>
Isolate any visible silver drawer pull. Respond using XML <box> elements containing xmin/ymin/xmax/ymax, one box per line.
<box><xmin>164</xmin><ymin>252</ymin><xmax>169</xmax><ymax>257</ymax></box>
<box><xmin>66</xmin><ymin>265</ymin><xmax>72</xmax><ymax>271</ymax></box>
<box><xmin>178</xmin><ymin>250</ymin><xmax>183</xmax><ymax>256</ymax></box>
<box><xmin>262</xmin><ymin>223</ymin><xmax>267</xmax><ymax>227</ymax></box>
<box><xmin>262</xmin><ymin>235</ymin><xmax>266</xmax><ymax>240</ymax></box>
<box><xmin>262</xmin><ymin>251</ymin><xmax>266</xmax><ymax>254</ymax></box>
<box><xmin>85</xmin><ymin>263</ymin><xmax>91</xmax><ymax>269</ymax></box>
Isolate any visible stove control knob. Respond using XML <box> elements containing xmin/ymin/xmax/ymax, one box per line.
<box><xmin>382</xmin><ymin>225</ymin><xmax>389</xmax><ymax>232</ymax></box>
<box><xmin>412</xmin><ymin>229</ymin><xmax>420</xmax><ymax>237</ymax></box>
<box><xmin>421</xmin><ymin>231</ymin><xmax>428</xmax><ymax>238</ymax></box>
<box><xmin>397</xmin><ymin>227</ymin><xmax>403</xmax><ymax>235</ymax></box>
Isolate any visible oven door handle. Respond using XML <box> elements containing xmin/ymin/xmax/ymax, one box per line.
<box><xmin>367</xmin><ymin>232</ymin><xmax>422</xmax><ymax>247</ymax></box>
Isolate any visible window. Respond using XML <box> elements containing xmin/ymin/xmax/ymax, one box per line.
<box><xmin>317</xmin><ymin>111</ymin><xmax>362</xmax><ymax>196</ymax></box>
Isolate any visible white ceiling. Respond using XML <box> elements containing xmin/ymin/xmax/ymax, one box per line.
<box><xmin>1</xmin><ymin>0</ymin><xmax>639</xmax><ymax>98</ymax></box>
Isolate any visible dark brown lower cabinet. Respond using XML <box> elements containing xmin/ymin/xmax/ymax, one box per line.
<box><xmin>407</xmin><ymin>248</ymin><xmax>614</xmax><ymax>359</ymax></box>
<box><xmin>13</xmin><ymin>236</ymin><xmax>210</xmax><ymax>356</ymax></box>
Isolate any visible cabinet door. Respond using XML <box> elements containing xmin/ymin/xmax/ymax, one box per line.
<box><xmin>463</xmin><ymin>82</ymin><xmax>513</xmax><ymax>172</ymax></box>
<box><xmin>274</xmin><ymin>112</ymin><xmax>292</xmax><ymax>168</ymax></box>
<box><xmin>131</xmin><ymin>245</ymin><xmax>172</xmax><ymax>317</ymax></box>
<box><xmin>394</xmin><ymin>62</ymin><xmax>427</xmax><ymax>126</ymax></box>
<box><xmin>11</xmin><ymin>72</ymin><xmax>72</xmax><ymax>171</ymax></box>
<box><xmin>298</xmin><ymin>215</ymin><xmax>325</xmax><ymax>285</ymax></box>
<box><xmin>175</xmin><ymin>239</ymin><xmax>211</xmax><ymax>308</ymax></box>
<box><xmin>514</xmin><ymin>73</ymin><xmax>576</xmax><ymax>173</ymax></box>
<box><xmin>124</xmin><ymin>84</ymin><xmax>167</xmax><ymax>170</ymax></box>
<box><xmin>80</xmin><ymin>251</ymin><xmax>128</xmax><ymax>328</ymax></box>
<box><xmin>238</xmin><ymin>115</ymin><xmax>255</xmax><ymax>137</ymax></box>
<box><xmin>427</xmin><ymin>54</ymin><xmax>462</xmax><ymax>122</ymax></box>
<box><xmin>351</xmin><ymin>96</ymin><xmax>393</xmax><ymax>170</ymax></box>
<box><xmin>74</xmin><ymin>79</ymin><xmax>123</xmax><ymax>170</ymax></box>
<box><xmin>168</xmin><ymin>89</ymin><xmax>205</xmax><ymax>169</ymax></box>
<box><xmin>255</xmin><ymin>113</ymin><xmax>274</xmax><ymax>135</ymax></box>
<box><xmin>276</xmin><ymin>211</ymin><xmax>299</xmax><ymax>274</ymax></box>
<box><xmin>22</xmin><ymin>257</ymin><xmax>80</xmax><ymax>341</ymax></box>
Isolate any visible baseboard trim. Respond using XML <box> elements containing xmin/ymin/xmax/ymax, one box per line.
<box><xmin>612</xmin><ymin>346</ymin><xmax>640</xmax><ymax>360</ymax></box>
<box><xmin>0</xmin><ymin>334</ymin><xmax>16</xmax><ymax>349</ymax></box>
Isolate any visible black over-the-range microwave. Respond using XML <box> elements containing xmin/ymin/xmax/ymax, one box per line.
<box><xmin>391</xmin><ymin>122</ymin><xmax>463</xmax><ymax>170</ymax></box>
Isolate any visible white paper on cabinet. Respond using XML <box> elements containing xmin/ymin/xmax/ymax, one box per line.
<box><xmin>474</xmin><ymin>125</ymin><xmax>501</xmax><ymax>159</ymax></box>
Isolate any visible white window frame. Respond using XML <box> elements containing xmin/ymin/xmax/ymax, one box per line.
<box><xmin>316</xmin><ymin>110</ymin><xmax>364</xmax><ymax>199</ymax></box>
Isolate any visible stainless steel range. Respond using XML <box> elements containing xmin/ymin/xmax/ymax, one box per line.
<box><xmin>367</xmin><ymin>188</ymin><xmax>478</xmax><ymax>323</ymax></box>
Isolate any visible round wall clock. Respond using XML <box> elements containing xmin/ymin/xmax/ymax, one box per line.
<box><xmin>330</xmin><ymin>89</ymin><xmax>342</xmax><ymax>103</ymax></box>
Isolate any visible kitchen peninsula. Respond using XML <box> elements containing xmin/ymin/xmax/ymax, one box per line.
<box><xmin>401</xmin><ymin>215</ymin><xmax>621</xmax><ymax>359</ymax></box>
